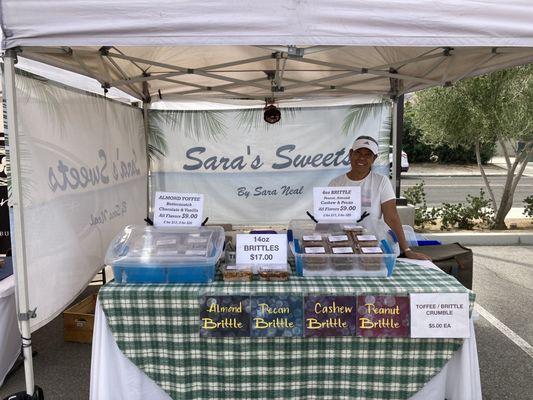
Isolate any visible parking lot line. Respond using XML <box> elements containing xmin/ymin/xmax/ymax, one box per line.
<box><xmin>475</xmin><ymin>303</ymin><xmax>533</xmax><ymax>359</ymax></box>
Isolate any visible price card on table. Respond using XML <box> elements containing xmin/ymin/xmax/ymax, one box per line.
<box><xmin>410</xmin><ymin>293</ymin><xmax>470</xmax><ymax>338</ymax></box>
<box><xmin>313</xmin><ymin>186</ymin><xmax>361</xmax><ymax>222</ymax></box>
<box><xmin>153</xmin><ymin>191</ymin><xmax>204</xmax><ymax>227</ymax></box>
<box><xmin>236</xmin><ymin>234</ymin><xmax>287</xmax><ymax>265</ymax></box>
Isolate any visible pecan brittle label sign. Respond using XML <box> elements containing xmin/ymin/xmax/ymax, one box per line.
<box><xmin>250</xmin><ymin>295</ymin><xmax>303</xmax><ymax>337</ymax></box>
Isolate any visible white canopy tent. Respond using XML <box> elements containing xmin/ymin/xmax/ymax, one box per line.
<box><xmin>2</xmin><ymin>0</ymin><xmax>533</xmax><ymax>397</ymax></box>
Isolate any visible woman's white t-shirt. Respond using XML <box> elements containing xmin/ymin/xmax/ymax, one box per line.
<box><xmin>328</xmin><ymin>171</ymin><xmax>395</xmax><ymax>222</ymax></box>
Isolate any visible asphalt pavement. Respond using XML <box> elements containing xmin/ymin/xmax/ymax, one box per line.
<box><xmin>471</xmin><ymin>245</ymin><xmax>533</xmax><ymax>400</ymax></box>
<box><xmin>399</xmin><ymin>160</ymin><xmax>533</xmax><ymax>217</ymax></box>
<box><xmin>400</xmin><ymin>175</ymin><xmax>533</xmax><ymax>208</ymax></box>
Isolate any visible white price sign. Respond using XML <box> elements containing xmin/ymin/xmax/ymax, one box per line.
<box><xmin>153</xmin><ymin>191</ymin><xmax>204</xmax><ymax>227</ymax></box>
<box><xmin>236</xmin><ymin>234</ymin><xmax>287</xmax><ymax>265</ymax></box>
<box><xmin>313</xmin><ymin>186</ymin><xmax>361</xmax><ymax>222</ymax></box>
<box><xmin>410</xmin><ymin>293</ymin><xmax>470</xmax><ymax>338</ymax></box>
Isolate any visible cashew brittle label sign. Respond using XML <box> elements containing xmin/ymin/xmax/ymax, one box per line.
<box><xmin>304</xmin><ymin>296</ymin><xmax>357</xmax><ymax>337</ymax></box>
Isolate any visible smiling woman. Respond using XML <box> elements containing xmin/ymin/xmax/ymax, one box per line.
<box><xmin>329</xmin><ymin>136</ymin><xmax>430</xmax><ymax>261</ymax></box>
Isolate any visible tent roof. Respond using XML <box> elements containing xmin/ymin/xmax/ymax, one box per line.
<box><xmin>3</xmin><ymin>1</ymin><xmax>533</xmax><ymax>48</ymax></box>
<box><xmin>2</xmin><ymin>1</ymin><xmax>533</xmax><ymax>102</ymax></box>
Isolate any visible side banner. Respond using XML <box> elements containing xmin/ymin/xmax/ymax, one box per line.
<box><xmin>150</xmin><ymin>103</ymin><xmax>391</xmax><ymax>224</ymax></box>
<box><xmin>11</xmin><ymin>73</ymin><xmax>147</xmax><ymax>330</ymax></box>
<box><xmin>0</xmin><ymin>131</ymin><xmax>10</xmax><ymax>254</ymax></box>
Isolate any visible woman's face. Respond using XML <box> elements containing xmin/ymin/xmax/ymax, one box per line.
<box><xmin>349</xmin><ymin>147</ymin><xmax>377</xmax><ymax>172</ymax></box>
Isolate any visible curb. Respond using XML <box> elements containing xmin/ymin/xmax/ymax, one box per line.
<box><xmin>405</xmin><ymin>172</ymin><xmax>508</xmax><ymax>177</ymax></box>
<box><xmin>424</xmin><ymin>232</ymin><xmax>533</xmax><ymax>246</ymax></box>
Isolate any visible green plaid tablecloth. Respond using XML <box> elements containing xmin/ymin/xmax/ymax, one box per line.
<box><xmin>99</xmin><ymin>261</ymin><xmax>475</xmax><ymax>400</ymax></box>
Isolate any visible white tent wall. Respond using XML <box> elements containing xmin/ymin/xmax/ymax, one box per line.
<box><xmin>5</xmin><ymin>70</ymin><xmax>147</xmax><ymax>331</ymax></box>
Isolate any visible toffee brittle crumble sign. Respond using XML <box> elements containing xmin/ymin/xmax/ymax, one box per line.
<box><xmin>410</xmin><ymin>293</ymin><xmax>470</xmax><ymax>338</ymax></box>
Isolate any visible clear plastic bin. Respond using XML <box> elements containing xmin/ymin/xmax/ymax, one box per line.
<box><xmin>290</xmin><ymin>238</ymin><xmax>396</xmax><ymax>277</ymax></box>
<box><xmin>105</xmin><ymin>225</ymin><xmax>225</xmax><ymax>283</ymax></box>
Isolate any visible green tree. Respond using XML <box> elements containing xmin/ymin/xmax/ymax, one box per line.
<box><xmin>411</xmin><ymin>65</ymin><xmax>533</xmax><ymax>229</ymax></box>
<box><xmin>403</xmin><ymin>102</ymin><xmax>495</xmax><ymax>164</ymax></box>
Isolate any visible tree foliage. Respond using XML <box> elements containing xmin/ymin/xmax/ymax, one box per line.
<box><xmin>410</xmin><ymin>65</ymin><xmax>533</xmax><ymax>229</ymax></box>
<box><xmin>403</xmin><ymin>103</ymin><xmax>495</xmax><ymax>164</ymax></box>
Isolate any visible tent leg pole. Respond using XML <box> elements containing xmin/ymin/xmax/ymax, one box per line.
<box><xmin>142</xmin><ymin>101</ymin><xmax>151</xmax><ymax>219</ymax></box>
<box><xmin>3</xmin><ymin>51</ymin><xmax>36</xmax><ymax>396</ymax></box>
<box><xmin>392</xmin><ymin>95</ymin><xmax>405</xmax><ymax>199</ymax></box>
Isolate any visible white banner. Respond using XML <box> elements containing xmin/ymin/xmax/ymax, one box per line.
<box><xmin>150</xmin><ymin>103</ymin><xmax>391</xmax><ymax>225</ymax></box>
<box><xmin>13</xmin><ymin>73</ymin><xmax>147</xmax><ymax>330</ymax></box>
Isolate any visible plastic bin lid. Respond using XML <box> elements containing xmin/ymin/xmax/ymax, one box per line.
<box><xmin>105</xmin><ymin>225</ymin><xmax>225</xmax><ymax>266</ymax></box>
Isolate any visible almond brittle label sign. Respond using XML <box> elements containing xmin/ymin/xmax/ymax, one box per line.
<box><xmin>200</xmin><ymin>296</ymin><xmax>251</xmax><ymax>337</ymax></box>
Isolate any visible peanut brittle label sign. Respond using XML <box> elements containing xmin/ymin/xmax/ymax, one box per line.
<box><xmin>410</xmin><ymin>293</ymin><xmax>470</xmax><ymax>338</ymax></box>
<box><xmin>313</xmin><ymin>186</ymin><xmax>361</xmax><ymax>222</ymax></box>
<box><xmin>356</xmin><ymin>295</ymin><xmax>410</xmax><ymax>337</ymax></box>
<box><xmin>154</xmin><ymin>191</ymin><xmax>204</xmax><ymax>227</ymax></box>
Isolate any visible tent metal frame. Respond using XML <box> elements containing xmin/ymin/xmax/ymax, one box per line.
<box><xmin>4</xmin><ymin>50</ymin><xmax>36</xmax><ymax>396</ymax></box>
<box><xmin>17</xmin><ymin>45</ymin><xmax>533</xmax><ymax>104</ymax></box>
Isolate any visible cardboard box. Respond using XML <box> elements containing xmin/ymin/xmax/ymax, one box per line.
<box><xmin>63</xmin><ymin>293</ymin><xmax>97</xmax><ymax>343</ymax></box>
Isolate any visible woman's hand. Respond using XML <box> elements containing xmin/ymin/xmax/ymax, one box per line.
<box><xmin>404</xmin><ymin>249</ymin><xmax>432</xmax><ymax>260</ymax></box>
